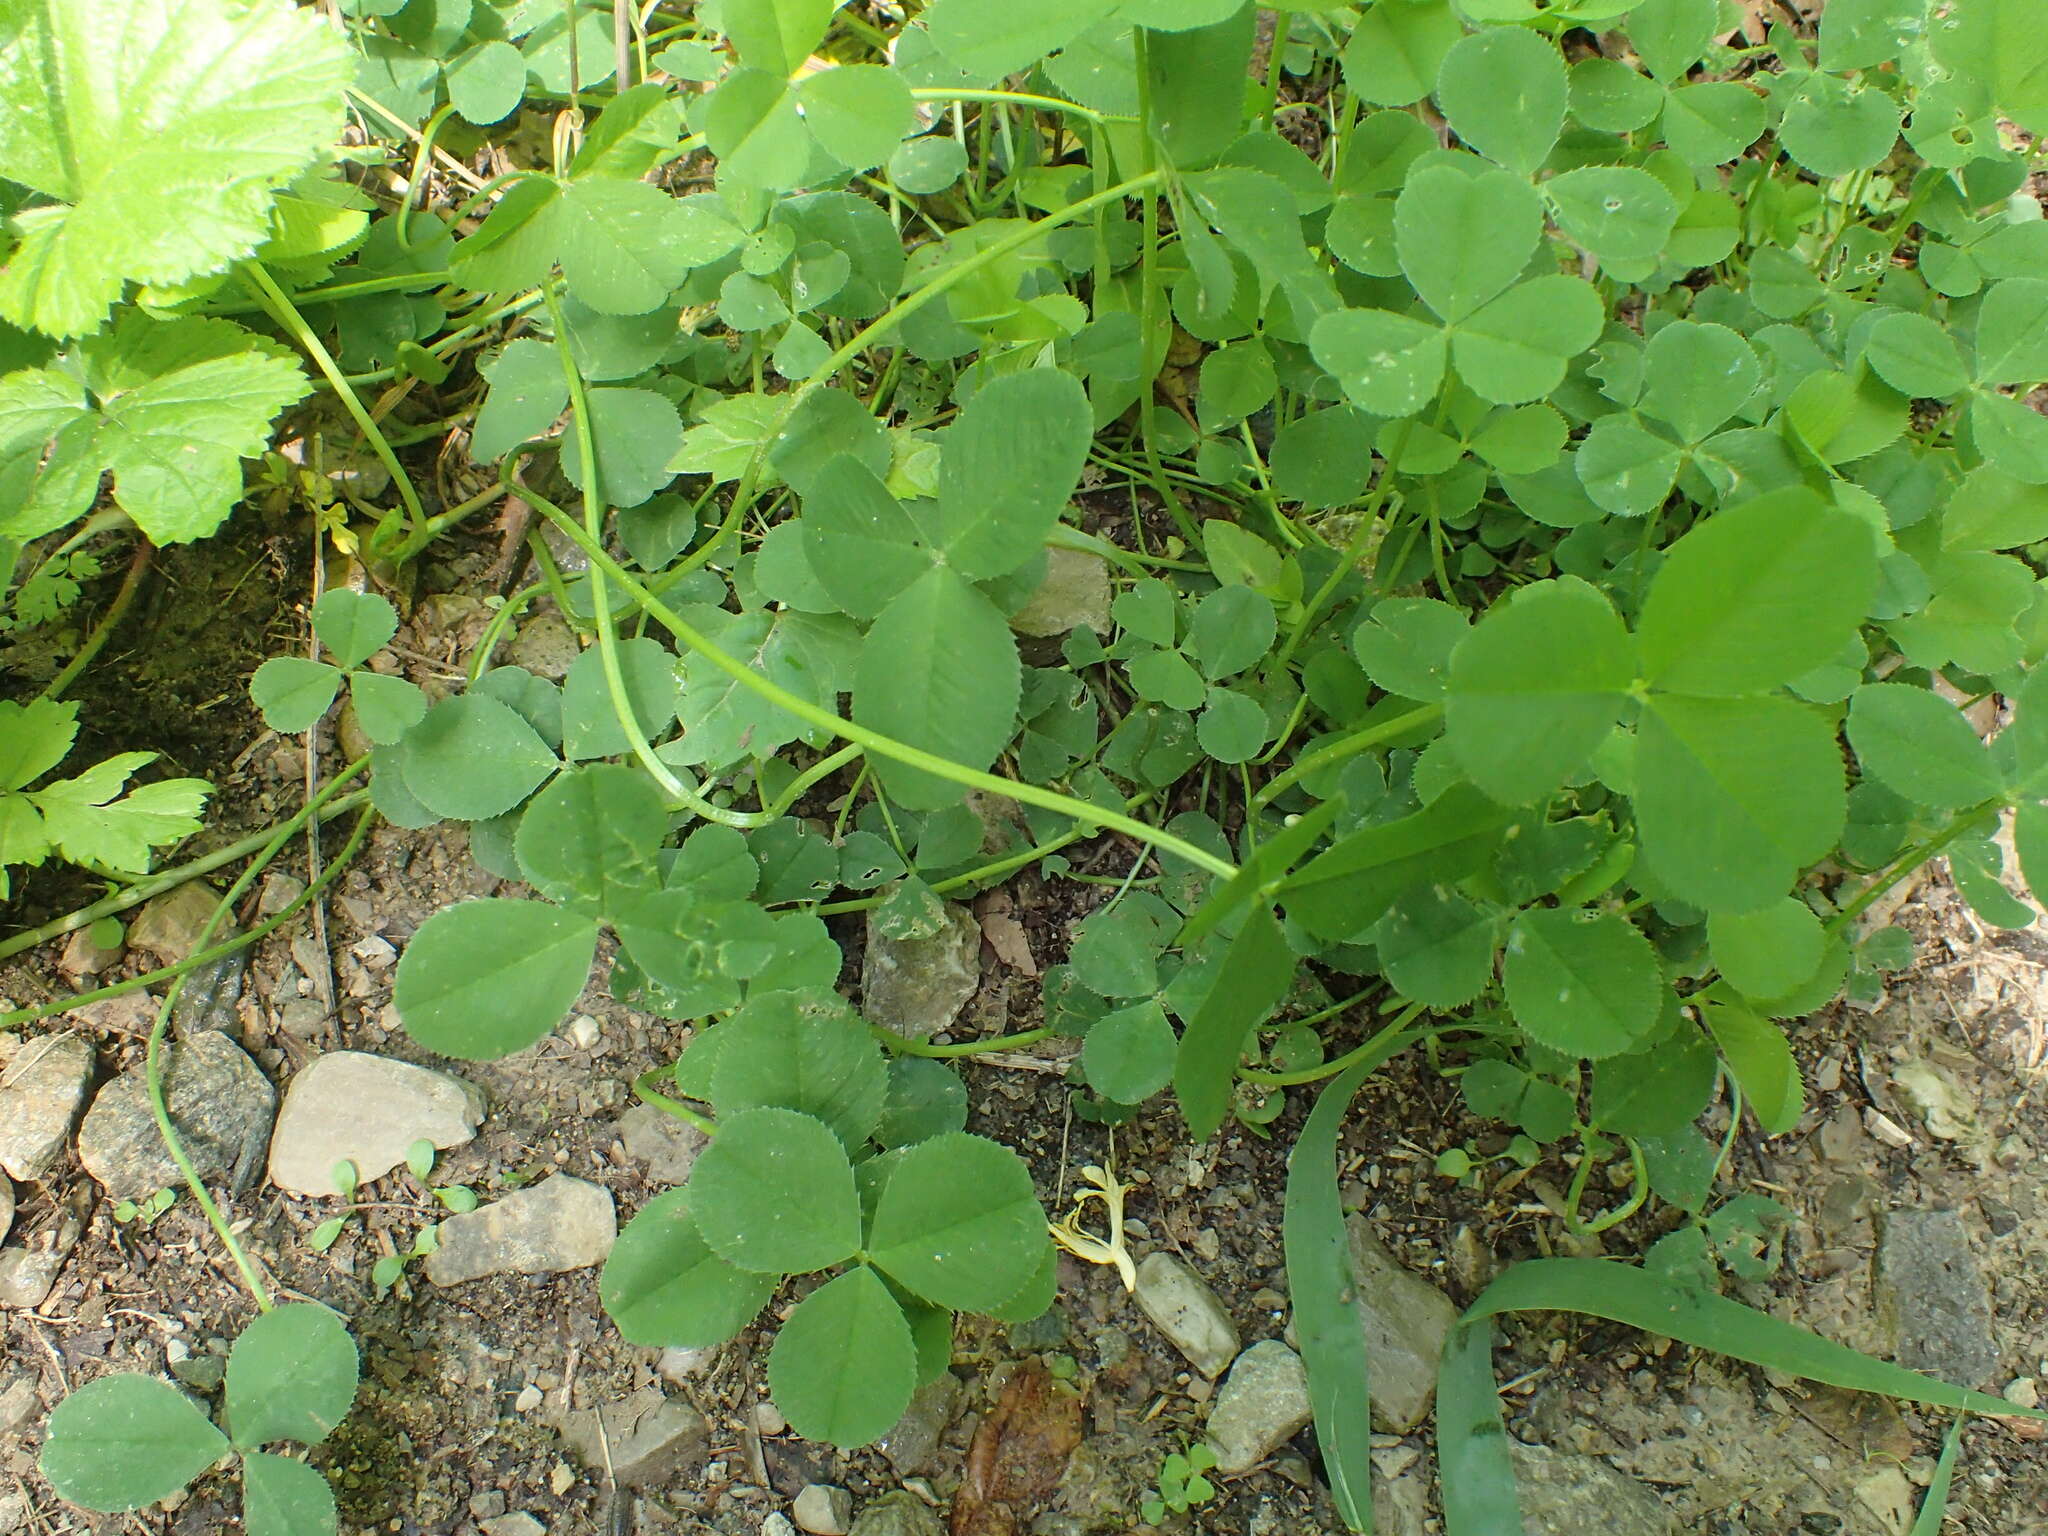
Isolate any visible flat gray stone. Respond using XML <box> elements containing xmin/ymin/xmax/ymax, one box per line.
<box><xmin>1134</xmin><ymin>1251</ymin><xmax>1241</xmax><ymax>1378</ymax></box>
<box><xmin>1511</xmin><ymin>1442</ymin><xmax>1678</xmax><ymax>1536</ymax></box>
<box><xmin>879</xmin><ymin>1374</ymin><xmax>959</xmax><ymax>1477</ymax></box>
<box><xmin>617</xmin><ymin>1103</ymin><xmax>709</xmax><ymax>1184</ymax></box>
<box><xmin>425</xmin><ymin>1175</ymin><xmax>615</xmax><ymax>1286</ymax></box>
<box><xmin>658</xmin><ymin>1345</ymin><xmax>719</xmax><ymax>1382</ymax></box>
<box><xmin>848</xmin><ymin>1493</ymin><xmax>945</xmax><ymax>1536</ymax></box>
<box><xmin>0</xmin><ymin>1206</ymin><xmax>81</xmax><ymax>1309</ymax></box>
<box><xmin>1204</xmin><ymin>1340</ymin><xmax>1312</xmax><ymax>1475</ymax></box>
<box><xmin>77</xmin><ymin>1031</ymin><xmax>274</xmax><ymax>1199</ymax></box>
<box><xmin>1009</xmin><ymin>548</ymin><xmax>1110</xmax><ymax>638</ymax></box>
<box><xmin>1347</xmin><ymin>1217</ymin><xmax>1458</xmax><ymax>1431</ymax></box>
<box><xmin>268</xmin><ymin>1051</ymin><xmax>484</xmax><ymax>1196</ymax></box>
<box><xmin>0</xmin><ymin>1032</ymin><xmax>94</xmax><ymax>1181</ymax></box>
<box><xmin>1877</xmin><ymin>1208</ymin><xmax>2000</xmax><ymax>1388</ymax></box>
<box><xmin>480</xmin><ymin>1513</ymin><xmax>546</xmax><ymax>1536</ymax></box>
<box><xmin>557</xmin><ymin>1387</ymin><xmax>707</xmax><ymax>1487</ymax></box>
<box><xmin>861</xmin><ymin>899</ymin><xmax>981</xmax><ymax>1039</ymax></box>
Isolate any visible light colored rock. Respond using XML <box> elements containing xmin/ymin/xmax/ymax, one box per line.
<box><xmin>1372</xmin><ymin>1468</ymin><xmax>1432</xmax><ymax>1536</ymax></box>
<box><xmin>480</xmin><ymin>1516</ymin><xmax>545</xmax><ymax>1536</ymax></box>
<box><xmin>861</xmin><ymin>899</ymin><xmax>981</xmax><ymax>1039</ymax></box>
<box><xmin>78</xmin><ymin>1032</ymin><xmax>274</xmax><ymax>1199</ymax></box>
<box><xmin>794</xmin><ymin>1484</ymin><xmax>853</xmax><ymax>1535</ymax></box>
<box><xmin>507</xmin><ymin>613</ymin><xmax>580</xmax><ymax>679</ymax></box>
<box><xmin>618</xmin><ymin>1103</ymin><xmax>709</xmax><ymax>1184</ymax></box>
<box><xmin>848</xmin><ymin>1493</ymin><xmax>945</xmax><ymax>1536</ymax></box>
<box><xmin>1877</xmin><ymin>1209</ymin><xmax>1999</xmax><ymax>1388</ymax></box>
<box><xmin>1204</xmin><ymin>1340</ymin><xmax>1312</xmax><ymax>1475</ymax></box>
<box><xmin>0</xmin><ymin>1032</ymin><xmax>94</xmax><ymax>1181</ymax></box>
<box><xmin>128</xmin><ymin>882</ymin><xmax>228</xmax><ymax>965</ymax></box>
<box><xmin>267</xmin><ymin>1051</ymin><xmax>484</xmax><ymax>1196</ymax></box>
<box><xmin>1009</xmin><ymin>548</ymin><xmax>1110</xmax><ymax>638</ymax></box>
<box><xmin>1134</xmin><ymin>1251</ymin><xmax>1241</xmax><ymax>1378</ymax></box>
<box><xmin>0</xmin><ymin>1205</ymin><xmax>81</xmax><ymax>1309</ymax></box>
<box><xmin>0</xmin><ymin>1371</ymin><xmax>36</xmax><ymax>1436</ymax></box>
<box><xmin>879</xmin><ymin>1374</ymin><xmax>959</xmax><ymax>1476</ymax></box>
<box><xmin>1347</xmin><ymin>1217</ymin><xmax>1458</xmax><ymax>1431</ymax></box>
<box><xmin>1511</xmin><ymin>1442</ymin><xmax>1677</xmax><ymax>1536</ymax></box>
<box><xmin>425</xmin><ymin>1175</ymin><xmax>615</xmax><ymax>1285</ymax></box>
<box><xmin>761</xmin><ymin>1517</ymin><xmax>797</xmax><ymax>1536</ymax></box>
<box><xmin>556</xmin><ymin>1387</ymin><xmax>707</xmax><ymax>1487</ymax></box>
<box><xmin>0</xmin><ymin>1174</ymin><xmax>10</xmax><ymax>1248</ymax></box>
<box><xmin>58</xmin><ymin>925</ymin><xmax>122</xmax><ymax>979</ymax></box>
<box><xmin>658</xmin><ymin>1345</ymin><xmax>719</xmax><ymax>1383</ymax></box>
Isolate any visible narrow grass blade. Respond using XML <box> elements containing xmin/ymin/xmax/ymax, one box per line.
<box><xmin>1283</xmin><ymin>1023</ymin><xmax>1433</xmax><ymax>1532</ymax></box>
<box><xmin>1908</xmin><ymin>1415</ymin><xmax>1966</xmax><ymax>1536</ymax></box>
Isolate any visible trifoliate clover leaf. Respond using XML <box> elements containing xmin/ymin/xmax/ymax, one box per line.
<box><xmin>0</xmin><ymin>0</ymin><xmax>352</xmax><ymax>337</ymax></box>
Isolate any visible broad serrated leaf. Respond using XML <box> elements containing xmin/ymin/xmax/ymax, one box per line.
<box><xmin>393</xmin><ymin>898</ymin><xmax>597</xmax><ymax>1058</ymax></box>
<box><xmin>601</xmin><ymin>1189</ymin><xmax>777</xmax><ymax>1347</ymax></box>
<box><xmin>1931</xmin><ymin>0</ymin><xmax>2048</xmax><ymax>135</ymax></box>
<box><xmin>1309</xmin><ymin>306</ymin><xmax>1447</xmax><ymax>416</ymax></box>
<box><xmin>692</xmin><ymin>1107</ymin><xmax>862</xmax><ymax>1274</ymax></box>
<box><xmin>225</xmin><ymin>1304</ymin><xmax>357</xmax><ymax>1448</ymax></box>
<box><xmin>1634</xmin><ymin>693</ymin><xmax>1845</xmax><ymax>913</ymax></box>
<box><xmin>1446</xmin><ymin>578</ymin><xmax>1631</xmax><ymax>806</ymax></box>
<box><xmin>1707</xmin><ymin>898</ymin><xmax>1827</xmax><ymax>999</ymax></box>
<box><xmin>250</xmin><ymin>656</ymin><xmax>342</xmax><ymax>734</ymax></box>
<box><xmin>560</xmin><ymin>385</ymin><xmax>683</xmax><ymax>507</ymax></box>
<box><xmin>1635</xmin><ymin>489</ymin><xmax>1878</xmax><ymax>695</ymax></box>
<box><xmin>1845</xmin><ymin>683</ymin><xmax>2001</xmax><ymax>808</ymax></box>
<box><xmin>27</xmin><ymin>754</ymin><xmax>209</xmax><ymax>874</ymax></box>
<box><xmin>559</xmin><ymin>638</ymin><xmax>680</xmax><ymax>762</ymax></box>
<box><xmin>1641</xmin><ymin>321</ymin><xmax>1763</xmax><ymax>445</ymax></box>
<box><xmin>1503</xmin><ymin>907</ymin><xmax>1662</xmax><ymax>1059</ymax></box>
<box><xmin>854</xmin><ymin>566</ymin><xmax>1021</xmax><ymax>810</ymax></box>
<box><xmin>1590</xmin><ymin>1027</ymin><xmax>1718</xmax><ymax>1136</ymax></box>
<box><xmin>711</xmin><ymin>992</ymin><xmax>889</xmax><ymax>1147</ymax></box>
<box><xmin>1972</xmin><ymin>278</ymin><xmax>2048</xmax><ymax>387</ymax></box>
<box><xmin>1699</xmin><ymin>992</ymin><xmax>1802</xmax><ymax>1133</ymax></box>
<box><xmin>1865</xmin><ymin>311</ymin><xmax>1970</xmax><ymax>399</ymax></box>
<box><xmin>1083</xmin><ymin>999</ymin><xmax>1177</xmax><ymax>1104</ymax></box>
<box><xmin>1374</xmin><ymin>884</ymin><xmax>1498</xmax><ymax>1007</ymax></box>
<box><xmin>1452</xmin><ymin>276</ymin><xmax>1605</xmax><ymax>404</ymax></box>
<box><xmin>866</xmin><ymin>1132</ymin><xmax>1044</xmax><ymax>1311</ymax></box>
<box><xmin>1942</xmin><ymin>465</ymin><xmax>2048</xmax><ymax>551</ymax></box>
<box><xmin>766</xmin><ymin>1264</ymin><xmax>917</xmax><ymax>1448</ymax></box>
<box><xmin>3</xmin><ymin>315</ymin><xmax>309</xmax><ymax>543</ymax></box>
<box><xmin>1341</xmin><ymin>0</ymin><xmax>1462</xmax><ymax>106</ymax></box>
<box><xmin>1434</xmin><ymin>26</ymin><xmax>1566</xmax><ymax>176</ymax></box>
<box><xmin>0</xmin><ymin>0</ymin><xmax>352</xmax><ymax>336</ymax></box>
<box><xmin>1661</xmin><ymin>81</ymin><xmax>1766</xmax><ymax>166</ymax></box>
<box><xmin>401</xmin><ymin>693</ymin><xmax>558</xmax><ymax>819</ymax></box>
<box><xmin>240</xmin><ymin>1452</ymin><xmax>337</xmax><ymax>1536</ymax></box>
<box><xmin>1394</xmin><ymin>166</ymin><xmax>1542</xmax><ymax>325</ymax></box>
<box><xmin>1545</xmin><ymin>168</ymin><xmax>1679</xmax><ymax>266</ymax></box>
<box><xmin>1629</xmin><ymin>0</ymin><xmax>1717</xmax><ymax>81</ymax></box>
<box><xmin>934</xmin><ymin>369</ymin><xmax>1091</xmax><ymax>579</ymax></box>
<box><xmin>512</xmin><ymin>763</ymin><xmax>665</xmax><ymax>913</ymax></box>
<box><xmin>39</xmin><ymin>1375</ymin><xmax>229</xmax><ymax>1512</ymax></box>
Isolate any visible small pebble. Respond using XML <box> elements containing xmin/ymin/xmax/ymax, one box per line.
<box><xmin>2006</xmin><ymin>1378</ymin><xmax>2040</xmax><ymax>1410</ymax></box>
<box><xmin>753</xmin><ymin>1400</ymin><xmax>786</xmax><ymax>1437</ymax></box>
<box><xmin>550</xmin><ymin>1461</ymin><xmax>575</xmax><ymax>1496</ymax></box>
<box><xmin>792</xmin><ymin>1483</ymin><xmax>853</xmax><ymax>1535</ymax></box>
<box><xmin>514</xmin><ymin>1383</ymin><xmax>544</xmax><ymax>1413</ymax></box>
<box><xmin>567</xmin><ymin>1014</ymin><xmax>602</xmax><ymax>1050</ymax></box>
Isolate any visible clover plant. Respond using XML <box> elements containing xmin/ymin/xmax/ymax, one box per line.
<box><xmin>15</xmin><ymin>0</ymin><xmax>2048</xmax><ymax>1529</ymax></box>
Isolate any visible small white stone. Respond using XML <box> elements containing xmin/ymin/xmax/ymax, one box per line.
<box><xmin>550</xmin><ymin>1461</ymin><xmax>575</xmax><ymax>1496</ymax></box>
<box><xmin>567</xmin><ymin>1014</ymin><xmax>603</xmax><ymax>1050</ymax></box>
<box><xmin>514</xmin><ymin>1383</ymin><xmax>544</xmax><ymax>1413</ymax></box>
<box><xmin>2006</xmin><ymin>1377</ymin><xmax>2040</xmax><ymax>1410</ymax></box>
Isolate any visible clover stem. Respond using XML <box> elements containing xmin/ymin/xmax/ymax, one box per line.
<box><xmin>880</xmin><ymin>1026</ymin><xmax>1054</xmax><ymax>1060</ymax></box>
<box><xmin>0</xmin><ymin>776</ymin><xmax>372</xmax><ymax>1030</ymax></box>
<box><xmin>632</xmin><ymin>1067</ymin><xmax>718</xmax><ymax>1135</ymax></box>
<box><xmin>1236</xmin><ymin>1002</ymin><xmax>1431</xmax><ymax>1087</ymax></box>
<box><xmin>140</xmin><ymin>779</ymin><xmax>376</xmax><ymax>1313</ymax></box>
<box><xmin>1248</xmin><ymin>703</ymin><xmax>1442</xmax><ymax>810</ymax></box>
<box><xmin>39</xmin><ymin>537</ymin><xmax>152</xmax><ymax>704</ymax></box>
<box><xmin>526</xmin><ymin>496</ymin><xmax>1242</xmax><ymax>879</ymax></box>
<box><xmin>239</xmin><ymin>262</ymin><xmax>430</xmax><ymax>554</ymax></box>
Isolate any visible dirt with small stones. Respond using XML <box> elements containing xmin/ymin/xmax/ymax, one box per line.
<box><xmin>4</xmin><ymin>591</ymin><xmax>2047</xmax><ymax>1536</ymax></box>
